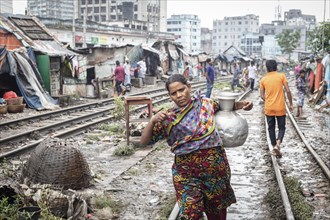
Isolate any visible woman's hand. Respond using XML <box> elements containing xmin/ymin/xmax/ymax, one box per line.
<box><xmin>151</xmin><ymin>111</ymin><xmax>170</xmax><ymax>124</ymax></box>
<box><xmin>235</xmin><ymin>101</ymin><xmax>253</xmax><ymax>111</ymax></box>
<box><xmin>242</xmin><ymin>101</ymin><xmax>253</xmax><ymax>111</ymax></box>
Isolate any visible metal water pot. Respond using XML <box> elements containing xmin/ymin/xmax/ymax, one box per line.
<box><xmin>215</xmin><ymin>92</ymin><xmax>249</xmax><ymax>148</ymax></box>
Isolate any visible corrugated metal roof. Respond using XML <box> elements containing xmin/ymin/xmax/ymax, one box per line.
<box><xmin>9</xmin><ymin>17</ymin><xmax>53</xmax><ymax>40</ymax></box>
<box><xmin>32</xmin><ymin>40</ymin><xmax>77</xmax><ymax>56</ymax></box>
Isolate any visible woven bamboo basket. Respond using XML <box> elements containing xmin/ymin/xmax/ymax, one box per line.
<box><xmin>0</xmin><ymin>105</ymin><xmax>7</xmax><ymax>114</ymax></box>
<box><xmin>7</xmin><ymin>104</ymin><xmax>25</xmax><ymax>113</ymax></box>
<box><xmin>5</xmin><ymin>97</ymin><xmax>23</xmax><ymax>105</ymax></box>
<box><xmin>22</xmin><ymin>138</ymin><xmax>92</xmax><ymax>190</ymax></box>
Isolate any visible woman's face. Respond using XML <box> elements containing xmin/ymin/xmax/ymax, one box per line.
<box><xmin>167</xmin><ymin>82</ymin><xmax>192</xmax><ymax>107</ymax></box>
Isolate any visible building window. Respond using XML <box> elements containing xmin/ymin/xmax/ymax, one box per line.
<box><xmin>82</xmin><ymin>0</ymin><xmax>86</xmax><ymax>4</ymax></box>
<box><xmin>101</xmin><ymin>0</ymin><xmax>106</xmax><ymax>3</ymax></box>
<box><xmin>111</xmin><ymin>15</ymin><xmax>116</xmax><ymax>19</ymax></box>
<box><xmin>101</xmin><ymin>7</ymin><xmax>106</xmax><ymax>12</ymax></box>
<box><xmin>88</xmin><ymin>0</ymin><xmax>92</xmax><ymax>4</ymax></box>
<box><xmin>94</xmin><ymin>7</ymin><xmax>99</xmax><ymax>13</ymax></box>
<box><xmin>95</xmin><ymin>0</ymin><xmax>99</xmax><ymax>4</ymax></box>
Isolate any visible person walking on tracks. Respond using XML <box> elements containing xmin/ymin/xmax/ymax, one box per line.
<box><xmin>112</xmin><ymin>60</ymin><xmax>125</xmax><ymax>96</ymax></box>
<box><xmin>248</xmin><ymin>61</ymin><xmax>258</xmax><ymax>91</ymax></box>
<box><xmin>231</xmin><ymin>63</ymin><xmax>245</xmax><ymax>92</ymax></box>
<box><xmin>141</xmin><ymin>74</ymin><xmax>253</xmax><ymax>220</ymax></box>
<box><xmin>260</xmin><ymin>59</ymin><xmax>293</xmax><ymax>157</ymax></box>
<box><xmin>296</xmin><ymin>69</ymin><xmax>307</xmax><ymax>117</ymax></box>
<box><xmin>205</xmin><ymin>58</ymin><xmax>215</xmax><ymax>98</ymax></box>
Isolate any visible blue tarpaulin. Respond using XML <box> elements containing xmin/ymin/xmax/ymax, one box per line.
<box><xmin>0</xmin><ymin>47</ymin><xmax>59</xmax><ymax>110</ymax></box>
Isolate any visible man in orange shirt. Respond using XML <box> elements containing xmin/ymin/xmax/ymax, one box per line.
<box><xmin>260</xmin><ymin>60</ymin><xmax>293</xmax><ymax>157</ymax></box>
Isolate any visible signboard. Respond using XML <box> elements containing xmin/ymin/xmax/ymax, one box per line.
<box><xmin>91</xmin><ymin>37</ymin><xmax>99</xmax><ymax>45</ymax></box>
<box><xmin>99</xmin><ymin>36</ymin><xmax>108</xmax><ymax>45</ymax></box>
<box><xmin>75</xmin><ymin>35</ymin><xmax>83</xmax><ymax>43</ymax></box>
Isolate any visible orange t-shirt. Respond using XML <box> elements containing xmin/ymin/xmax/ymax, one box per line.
<box><xmin>260</xmin><ymin>71</ymin><xmax>287</xmax><ymax>116</ymax></box>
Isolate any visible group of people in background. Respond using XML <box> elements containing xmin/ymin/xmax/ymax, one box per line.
<box><xmin>112</xmin><ymin>58</ymin><xmax>147</xmax><ymax>96</ymax></box>
<box><xmin>232</xmin><ymin>61</ymin><xmax>258</xmax><ymax>92</ymax></box>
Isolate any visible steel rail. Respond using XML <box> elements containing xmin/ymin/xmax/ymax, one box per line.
<box><xmin>168</xmin><ymin>88</ymin><xmax>251</xmax><ymax>220</ymax></box>
<box><xmin>0</xmin><ymin>83</ymin><xmax>211</xmax><ymax>147</ymax></box>
<box><xmin>0</xmin><ymin>85</ymin><xmax>209</xmax><ymax>160</ymax></box>
<box><xmin>264</xmin><ymin>115</ymin><xmax>295</xmax><ymax>220</ymax></box>
<box><xmin>285</xmin><ymin>104</ymin><xmax>330</xmax><ymax>180</ymax></box>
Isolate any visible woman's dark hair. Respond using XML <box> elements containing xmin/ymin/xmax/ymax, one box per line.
<box><xmin>165</xmin><ymin>74</ymin><xmax>188</xmax><ymax>91</ymax></box>
<box><xmin>299</xmin><ymin>69</ymin><xmax>306</xmax><ymax>74</ymax></box>
<box><xmin>265</xmin><ymin>59</ymin><xmax>277</xmax><ymax>72</ymax></box>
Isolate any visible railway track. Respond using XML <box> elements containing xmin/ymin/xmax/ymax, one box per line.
<box><xmin>2</xmin><ymin>73</ymin><xmax>328</xmax><ymax>219</ymax></box>
<box><xmin>168</xmin><ymin>76</ymin><xmax>330</xmax><ymax>219</ymax></box>
<box><xmin>0</xmin><ymin>79</ymin><xmax>232</xmax><ymax>160</ymax></box>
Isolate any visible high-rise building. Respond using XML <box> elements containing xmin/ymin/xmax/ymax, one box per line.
<box><xmin>27</xmin><ymin>0</ymin><xmax>74</xmax><ymax>20</ymax></box>
<box><xmin>78</xmin><ymin>0</ymin><xmax>166</xmax><ymax>32</ymax></box>
<box><xmin>201</xmin><ymin>27</ymin><xmax>212</xmax><ymax>54</ymax></box>
<box><xmin>284</xmin><ymin>9</ymin><xmax>316</xmax><ymax>25</ymax></box>
<box><xmin>0</xmin><ymin>0</ymin><xmax>13</xmax><ymax>14</ymax></box>
<box><xmin>212</xmin><ymin>14</ymin><xmax>259</xmax><ymax>54</ymax></box>
<box><xmin>167</xmin><ymin>14</ymin><xmax>201</xmax><ymax>53</ymax></box>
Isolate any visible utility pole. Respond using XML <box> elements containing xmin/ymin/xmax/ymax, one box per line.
<box><xmin>83</xmin><ymin>9</ymin><xmax>87</xmax><ymax>48</ymax></box>
<box><xmin>322</xmin><ymin>0</ymin><xmax>326</xmax><ymax>52</ymax></box>
<box><xmin>72</xmin><ymin>3</ymin><xmax>76</xmax><ymax>49</ymax></box>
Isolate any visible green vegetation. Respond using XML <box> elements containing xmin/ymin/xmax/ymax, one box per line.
<box><xmin>264</xmin><ymin>186</ymin><xmax>286</xmax><ymax>219</ymax></box>
<box><xmin>98</xmin><ymin>123</ymin><xmax>124</xmax><ymax>133</ymax></box>
<box><xmin>213</xmin><ymin>82</ymin><xmax>232</xmax><ymax>91</ymax></box>
<box><xmin>113</xmin><ymin>144</ymin><xmax>135</xmax><ymax>156</ymax></box>
<box><xmin>94</xmin><ymin>196</ymin><xmax>124</xmax><ymax>214</ymax></box>
<box><xmin>157</xmin><ymin>195</ymin><xmax>177</xmax><ymax>220</ymax></box>
<box><xmin>276</xmin><ymin>29</ymin><xmax>300</xmax><ymax>61</ymax></box>
<box><xmin>113</xmin><ymin>97</ymin><xmax>125</xmax><ymax>120</ymax></box>
<box><xmin>87</xmin><ymin>134</ymin><xmax>101</xmax><ymax>141</ymax></box>
<box><xmin>284</xmin><ymin>177</ymin><xmax>314</xmax><ymax>219</ymax></box>
<box><xmin>306</xmin><ymin>22</ymin><xmax>330</xmax><ymax>54</ymax></box>
<box><xmin>0</xmin><ymin>197</ymin><xmax>20</xmax><ymax>219</ymax></box>
<box><xmin>264</xmin><ymin>176</ymin><xmax>314</xmax><ymax>220</ymax></box>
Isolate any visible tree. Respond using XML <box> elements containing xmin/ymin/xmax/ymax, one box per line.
<box><xmin>276</xmin><ymin>29</ymin><xmax>300</xmax><ymax>61</ymax></box>
<box><xmin>306</xmin><ymin>22</ymin><xmax>330</xmax><ymax>54</ymax></box>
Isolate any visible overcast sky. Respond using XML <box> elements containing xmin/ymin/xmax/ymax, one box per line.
<box><xmin>13</xmin><ymin>0</ymin><xmax>330</xmax><ymax>29</ymax></box>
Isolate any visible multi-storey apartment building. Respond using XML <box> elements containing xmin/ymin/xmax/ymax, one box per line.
<box><xmin>27</xmin><ymin>0</ymin><xmax>74</xmax><ymax>20</ymax></box>
<box><xmin>201</xmin><ymin>27</ymin><xmax>212</xmax><ymax>54</ymax></box>
<box><xmin>78</xmin><ymin>0</ymin><xmax>167</xmax><ymax>32</ymax></box>
<box><xmin>27</xmin><ymin>0</ymin><xmax>167</xmax><ymax>32</ymax></box>
<box><xmin>0</xmin><ymin>0</ymin><xmax>13</xmax><ymax>14</ymax></box>
<box><xmin>167</xmin><ymin>14</ymin><xmax>201</xmax><ymax>53</ymax></box>
<box><xmin>284</xmin><ymin>9</ymin><xmax>316</xmax><ymax>25</ymax></box>
<box><xmin>212</xmin><ymin>14</ymin><xmax>259</xmax><ymax>54</ymax></box>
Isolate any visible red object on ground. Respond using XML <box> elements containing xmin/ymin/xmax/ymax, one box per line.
<box><xmin>3</xmin><ymin>91</ymin><xmax>17</xmax><ymax>99</ymax></box>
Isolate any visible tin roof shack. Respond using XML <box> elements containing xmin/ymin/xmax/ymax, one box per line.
<box><xmin>220</xmin><ymin>45</ymin><xmax>252</xmax><ymax>74</ymax></box>
<box><xmin>151</xmin><ymin>41</ymin><xmax>190</xmax><ymax>76</ymax></box>
<box><xmin>0</xmin><ymin>14</ymin><xmax>86</xmax><ymax>108</ymax></box>
<box><xmin>0</xmin><ymin>14</ymin><xmax>59</xmax><ymax>110</ymax></box>
<box><xmin>80</xmin><ymin>45</ymin><xmax>134</xmax><ymax>98</ymax></box>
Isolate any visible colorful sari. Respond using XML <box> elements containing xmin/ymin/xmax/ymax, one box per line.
<box><xmin>151</xmin><ymin>91</ymin><xmax>222</xmax><ymax>155</ymax></box>
<box><xmin>151</xmin><ymin>91</ymin><xmax>236</xmax><ymax>218</ymax></box>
